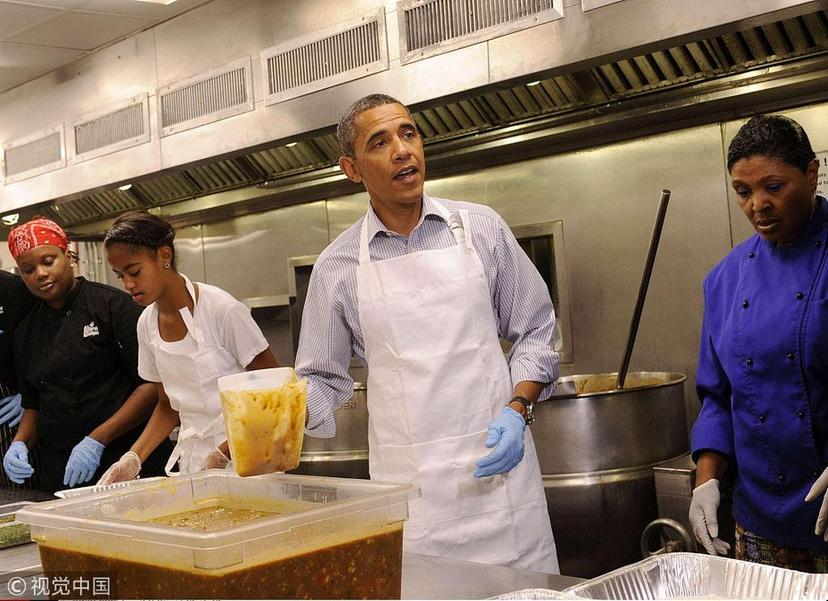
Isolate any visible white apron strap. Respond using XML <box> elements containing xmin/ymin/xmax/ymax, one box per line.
<box><xmin>177</xmin><ymin>274</ymin><xmax>206</xmax><ymax>345</ymax></box>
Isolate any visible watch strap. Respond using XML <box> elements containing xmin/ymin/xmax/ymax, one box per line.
<box><xmin>510</xmin><ymin>396</ymin><xmax>535</xmax><ymax>425</ymax></box>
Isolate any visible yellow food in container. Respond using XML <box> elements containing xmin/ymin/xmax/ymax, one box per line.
<box><xmin>218</xmin><ymin>367</ymin><xmax>306</xmax><ymax>476</ymax></box>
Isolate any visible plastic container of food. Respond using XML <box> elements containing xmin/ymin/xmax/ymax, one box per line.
<box><xmin>17</xmin><ymin>472</ymin><xmax>412</xmax><ymax>599</ymax></box>
<box><xmin>218</xmin><ymin>367</ymin><xmax>306</xmax><ymax>476</ymax></box>
<box><xmin>0</xmin><ymin>501</ymin><xmax>33</xmax><ymax>549</ymax></box>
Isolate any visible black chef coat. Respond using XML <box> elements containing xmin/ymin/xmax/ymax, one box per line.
<box><xmin>14</xmin><ymin>277</ymin><xmax>171</xmax><ymax>493</ymax></box>
<box><xmin>0</xmin><ymin>270</ymin><xmax>38</xmax><ymax>389</ymax></box>
<box><xmin>0</xmin><ymin>270</ymin><xmax>39</xmax><ymax>489</ymax></box>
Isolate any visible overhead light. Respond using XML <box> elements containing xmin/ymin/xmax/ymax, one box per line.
<box><xmin>286</xmin><ymin>142</ymin><xmax>298</xmax><ymax>148</ymax></box>
<box><xmin>527</xmin><ymin>80</ymin><xmax>541</xmax><ymax>87</ymax></box>
<box><xmin>1</xmin><ymin>214</ymin><xmax>19</xmax><ymax>226</ymax></box>
<box><xmin>118</xmin><ymin>184</ymin><xmax>133</xmax><ymax>191</ymax></box>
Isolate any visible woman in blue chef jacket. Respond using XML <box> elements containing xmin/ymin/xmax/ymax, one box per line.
<box><xmin>689</xmin><ymin>114</ymin><xmax>828</xmax><ymax>572</ymax></box>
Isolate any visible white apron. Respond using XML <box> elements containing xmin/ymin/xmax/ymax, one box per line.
<box><xmin>356</xmin><ymin>200</ymin><xmax>559</xmax><ymax>573</ymax></box>
<box><xmin>146</xmin><ymin>275</ymin><xmax>227</xmax><ymax>475</ymax></box>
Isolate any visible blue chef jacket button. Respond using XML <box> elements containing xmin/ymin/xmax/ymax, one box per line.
<box><xmin>758</xmin><ymin>414</ymin><xmax>766</xmax><ymax>422</ymax></box>
<box><xmin>742</xmin><ymin>299</ymin><xmax>749</xmax><ymax>308</ymax></box>
<box><xmin>746</xmin><ymin>358</ymin><xmax>754</xmax><ymax>366</ymax></box>
<box><xmin>796</xmin><ymin>292</ymin><xmax>804</xmax><ymax>300</ymax></box>
<box><xmin>786</xmin><ymin>352</ymin><xmax>794</xmax><ymax>360</ymax></box>
<box><xmin>797</xmin><ymin>411</ymin><xmax>804</xmax><ymax>418</ymax></box>
<box><xmin>777</xmin><ymin>473</ymin><xmax>785</xmax><ymax>482</ymax></box>
<box><xmin>748</xmin><ymin>252</ymin><xmax>756</xmax><ymax>258</ymax></box>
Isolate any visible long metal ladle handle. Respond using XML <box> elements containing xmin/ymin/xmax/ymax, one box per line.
<box><xmin>616</xmin><ymin>189</ymin><xmax>671</xmax><ymax>390</ymax></box>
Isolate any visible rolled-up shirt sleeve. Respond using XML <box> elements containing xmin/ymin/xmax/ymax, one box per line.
<box><xmin>690</xmin><ymin>284</ymin><xmax>734</xmax><ymax>461</ymax></box>
<box><xmin>295</xmin><ymin>262</ymin><xmax>356</xmax><ymax>438</ymax></box>
<box><xmin>493</xmin><ymin>216</ymin><xmax>560</xmax><ymax>400</ymax></box>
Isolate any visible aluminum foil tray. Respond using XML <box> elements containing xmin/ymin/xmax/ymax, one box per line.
<box><xmin>563</xmin><ymin>553</ymin><xmax>828</xmax><ymax>600</ymax></box>
<box><xmin>492</xmin><ymin>588</ymin><xmax>573</xmax><ymax>599</ymax></box>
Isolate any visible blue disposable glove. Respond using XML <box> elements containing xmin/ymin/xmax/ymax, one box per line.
<box><xmin>474</xmin><ymin>406</ymin><xmax>526</xmax><ymax>478</ymax></box>
<box><xmin>0</xmin><ymin>393</ymin><xmax>23</xmax><ymax>428</ymax></box>
<box><xmin>63</xmin><ymin>436</ymin><xmax>105</xmax><ymax>488</ymax></box>
<box><xmin>3</xmin><ymin>441</ymin><xmax>33</xmax><ymax>484</ymax></box>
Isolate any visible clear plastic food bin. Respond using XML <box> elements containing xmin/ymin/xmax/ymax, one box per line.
<box><xmin>17</xmin><ymin>472</ymin><xmax>412</xmax><ymax>599</ymax></box>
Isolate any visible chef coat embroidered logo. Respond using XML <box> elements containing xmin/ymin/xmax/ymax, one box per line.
<box><xmin>83</xmin><ymin>321</ymin><xmax>99</xmax><ymax>338</ymax></box>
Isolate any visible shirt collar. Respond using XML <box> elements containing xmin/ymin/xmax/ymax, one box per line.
<box><xmin>365</xmin><ymin>194</ymin><xmax>446</xmax><ymax>241</ymax></box>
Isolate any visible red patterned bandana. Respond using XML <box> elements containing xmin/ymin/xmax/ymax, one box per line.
<box><xmin>8</xmin><ymin>218</ymin><xmax>68</xmax><ymax>259</ymax></box>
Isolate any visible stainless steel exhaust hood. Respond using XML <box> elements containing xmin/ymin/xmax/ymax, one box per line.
<box><xmin>1</xmin><ymin>0</ymin><xmax>827</xmax><ymax>234</ymax></box>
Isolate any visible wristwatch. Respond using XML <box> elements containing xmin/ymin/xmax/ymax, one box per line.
<box><xmin>510</xmin><ymin>396</ymin><xmax>535</xmax><ymax>425</ymax></box>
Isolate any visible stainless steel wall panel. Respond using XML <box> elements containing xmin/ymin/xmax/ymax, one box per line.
<box><xmin>326</xmin><ymin>193</ymin><xmax>370</xmax><ymax>241</ymax></box>
<box><xmin>201</xmin><ymin>200</ymin><xmax>329</xmax><ymax>299</ymax></box>
<box><xmin>172</xmin><ymin>224</ymin><xmax>207</xmax><ymax>284</ymax></box>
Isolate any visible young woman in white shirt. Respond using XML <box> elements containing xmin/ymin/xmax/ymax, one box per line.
<box><xmin>98</xmin><ymin>211</ymin><xmax>278</xmax><ymax>483</ymax></box>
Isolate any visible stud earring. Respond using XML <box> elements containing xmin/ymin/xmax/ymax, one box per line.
<box><xmin>163</xmin><ymin>263</ymin><xmax>170</xmax><ymax>269</ymax></box>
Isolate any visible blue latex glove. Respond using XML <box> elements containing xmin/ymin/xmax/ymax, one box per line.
<box><xmin>3</xmin><ymin>441</ymin><xmax>33</xmax><ymax>484</ymax></box>
<box><xmin>474</xmin><ymin>407</ymin><xmax>526</xmax><ymax>478</ymax></box>
<box><xmin>0</xmin><ymin>393</ymin><xmax>23</xmax><ymax>428</ymax></box>
<box><xmin>63</xmin><ymin>436</ymin><xmax>105</xmax><ymax>487</ymax></box>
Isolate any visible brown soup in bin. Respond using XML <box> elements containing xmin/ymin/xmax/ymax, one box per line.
<box><xmin>38</xmin><ymin>526</ymin><xmax>403</xmax><ymax>599</ymax></box>
<box><xmin>16</xmin><ymin>473</ymin><xmax>412</xmax><ymax>601</ymax></box>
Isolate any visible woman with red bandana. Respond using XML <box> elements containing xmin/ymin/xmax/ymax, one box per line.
<box><xmin>1</xmin><ymin>217</ymin><xmax>170</xmax><ymax>493</ymax></box>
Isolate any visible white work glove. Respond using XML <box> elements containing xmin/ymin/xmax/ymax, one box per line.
<box><xmin>96</xmin><ymin>451</ymin><xmax>141</xmax><ymax>486</ymax></box>
<box><xmin>200</xmin><ymin>447</ymin><xmax>231</xmax><ymax>471</ymax></box>
<box><xmin>805</xmin><ymin>466</ymin><xmax>828</xmax><ymax>541</ymax></box>
<box><xmin>689</xmin><ymin>479</ymin><xmax>731</xmax><ymax>556</ymax></box>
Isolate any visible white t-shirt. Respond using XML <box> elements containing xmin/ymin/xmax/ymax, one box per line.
<box><xmin>137</xmin><ymin>281</ymin><xmax>268</xmax><ymax>390</ymax></box>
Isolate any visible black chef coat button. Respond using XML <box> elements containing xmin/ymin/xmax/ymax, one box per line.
<box><xmin>777</xmin><ymin>473</ymin><xmax>785</xmax><ymax>482</ymax></box>
<box><xmin>786</xmin><ymin>352</ymin><xmax>794</xmax><ymax>360</ymax></box>
<box><xmin>748</xmin><ymin>252</ymin><xmax>756</xmax><ymax>258</ymax></box>
<box><xmin>796</xmin><ymin>292</ymin><xmax>804</xmax><ymax>300</ymax></box>
<box><xmin>742</xmin><ymin>300</ymin><xmax>749</xmax><ymax>308</ymax></box>
<box><xmin>758</xmin><ymin>414</ymin><xmax>766</xmax><ymax>423</ymax></box>
<box><xmin>797</xmin><ymin>411</ymin><xmax>804</xmax><ymax>418</ymax></box>
<box><xmin>746</xmin><ymin>357</ymin><xmax>754</xmax><ymax>366</ymax></box>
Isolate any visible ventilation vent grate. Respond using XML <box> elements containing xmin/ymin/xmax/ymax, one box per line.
<box><xmin>263</xmin><ymin>9</ymin><xmax>388</xmax><ymax>105</ymax></box>
<box><xmin>74</xmin><ymin>102</ymin><xmax>146</xmax><ymax>158</ymax></box>
<box><xmin>3</xmin><ymin>130</ymin><xmax>63</xmax><ymax>182</ymax></box>
<box><xmin>399</xmin><ymin>0</ymin><xmax>562</xmax><ymax>63</ymax></box>
<box><xmin>159</xmin><ymin>58</ymin><xmax>253</xmax><ymax>136</ymax></box>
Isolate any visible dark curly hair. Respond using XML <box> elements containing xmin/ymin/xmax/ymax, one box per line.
<box><xmin>727</xmin><ymin>114</ymin><xmax>816</xmax><ymax>173</ymax></box>
<box><xmin>104</xmin><ymin>210</ymin><xmax>177</xmax><ymax>268</ymax></box>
